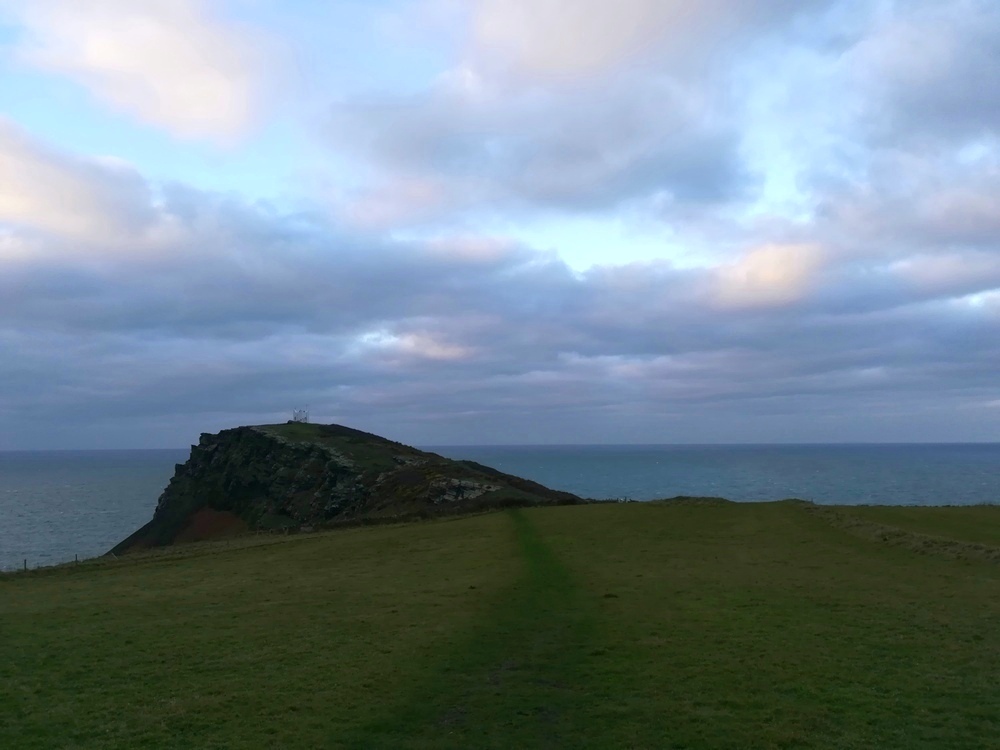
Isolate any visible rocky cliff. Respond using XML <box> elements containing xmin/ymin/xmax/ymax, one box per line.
<box><xmin>110</xmin><ymin>422</ymin><xmax>581</xmax><ymax>554</ymax></box>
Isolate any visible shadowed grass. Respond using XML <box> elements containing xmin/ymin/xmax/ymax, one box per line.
<box><xmin>335</xmin><ymin>509</ymin><xmax>608</xmax><ymax>749</ymax></box>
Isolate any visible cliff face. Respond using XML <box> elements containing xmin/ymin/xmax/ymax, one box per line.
<box><xmin>111</xmin><ymin>423</ymin><xmax>581</xmax><ymax>554</ymax></box>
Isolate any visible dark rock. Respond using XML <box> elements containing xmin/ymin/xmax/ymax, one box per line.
<box><xmin>109</xmin><ymin>422</ymin><xmax>582</xmax><ymax>554</ymax></box>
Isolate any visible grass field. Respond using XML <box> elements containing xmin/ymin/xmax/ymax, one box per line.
<box><xmin>2</xmin><ymin>502</ymin><xmax>999</xmax><ymax>749</ymax></box>
<box><xmin>842</xmin><ymin>505</ymin><xmax>1000</xmax><ymax>547</ymax></box>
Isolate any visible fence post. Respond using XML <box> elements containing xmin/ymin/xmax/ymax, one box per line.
<box><xmin>23</xmin><ymin>559</ymin><xmax>27</xmax><ymax>571</ymax></box>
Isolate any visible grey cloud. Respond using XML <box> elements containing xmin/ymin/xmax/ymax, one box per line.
<box><xmin>848</xmin><ymin>0</ymin><xmax>1000</xmax><ymax>143</ymax></box>
<box><xmin>329</xmin><ymin>78</ymin><xmax>748</xmax><ymax>222</ymax></box>
<box><xmin>2</xmin><ymin>183</ymin><xmax>998</xmax><ymax>448</ymax></box>
<box><xmin>789</xmin><ymin>150</ymin><xmax>1000</xmax><ymax>318</ymax></box>
<box><xmin>5</xmin><ymin>1</ymin><xmax>1000</xmax><ymax>447</ymax></box>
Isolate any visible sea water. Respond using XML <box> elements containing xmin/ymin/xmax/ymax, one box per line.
<box><xmin>433</xmin><ymin>443</ymin><xmax>1000</xmax><ymax>505</ymax></box>
<box><xmin>0</xmin><ymin>450</ymin><xmax>185</xmax><ymax>572</ymax></box>
<box><xmin>1</xmin><ymin>444</ymin><xmax>997</xmax><ymax>571</ymax></box>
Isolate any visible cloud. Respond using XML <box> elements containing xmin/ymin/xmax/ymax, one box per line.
<box><xmin>2</xmin><ymin>154</ymin><xmax>997</xmax><ymax>448</ymax></box>
<box><xmin>354</xmin><ymin>329</ymin><xmax>477</xmax><ymax>364</ymax></box>
<box><xmin>848</xmin><ymin>0</ymin><xmax>1000</xmax><ymax>142</ymax></box>
<box><xmin>468</xmin><ymin>0</ymin><xmax>825</xmax><ymax>78</ymax></box>
<box><xmin>892</xmin><ymin>252</ymin><xmax>1000</xmax><ymax>300</ymax></box>
<box><xmin>470</xmin><ymin>0</ymin><xmax>682</xmax><ymax>77</ymax></box>
<box><xmin>330</xmin><ymin>67</ymin><xmax>746</xmax><ymax>227</ymax></box>
<box><xmin>714</xmin><ymin>244</ymin><xmax>825</xmax><ymax>309</ymax></box>
<box><xmin>814</xmin><ymin>145</ymin><xmax>1000</xmax><ymax>256</ymax></box>
<box><xmin>327</xmin><ymin>0</ymin><xmax>850</xmax><ymax>230</ymax></box>
<box><xmin>4</xmin><ymin>2</ymin><xmax>1000</xmax><ymax>447</ymax></box>
<box><xmin>1</xmin><ymin>0</ymin><xmax>275</xmax><ymax>140</ymax></box>
<box><xmin>340</xmin><ymin>175</ymin><xmax>459</xmax><ymax>230</ymax></box>
<box><xmin>0</xmin><ymin>117</ymin><xmax>156</xmax><ymax>241</ymax></box>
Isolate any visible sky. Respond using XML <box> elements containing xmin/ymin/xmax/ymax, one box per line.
<box><xmin>1</xmin><ymin>0</ymin><xmax>999</xmax><ymax>449</ymax></box>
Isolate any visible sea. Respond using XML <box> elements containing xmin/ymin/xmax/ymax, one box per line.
<box><xmin>1</xmin><ymin>444</ymin><xmax>997</xmax><ymax>572</ymax></box>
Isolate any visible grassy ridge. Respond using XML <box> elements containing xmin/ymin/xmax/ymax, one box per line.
<box><xmin>2</xmin><ymin>503</ymin><xmax>999</xmax><ymax>748</ymax></box>
<box><xmin>843</xmin><ymin>505</ymin><xmax>1000</xmax><ymax>547</ymax></box>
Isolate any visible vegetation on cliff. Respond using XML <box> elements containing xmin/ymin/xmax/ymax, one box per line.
<box><xmin>110</xmin><ymin>422</ymin><xmax>581</xmax><ymax>554</ymax></box>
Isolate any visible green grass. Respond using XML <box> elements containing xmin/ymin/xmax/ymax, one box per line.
<box><xmin>2</xmin><ymin>502</ymin><xmax>999</xmax><ymax>749</ymax></box>
<box><xmin>257</xmin><ymin>423</ymin><xmax>415</xmax><ymax>474</ymax></box>
<box><xmin>841</xmin><ymin>504</ymin><xmax>1000</xmax><ymax>547</ymax></box>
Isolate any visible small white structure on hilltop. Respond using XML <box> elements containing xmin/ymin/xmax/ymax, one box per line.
<box><xmin>291</xmin><ymin>408</ymin><xmax>309</xmax><ymax>423</ymax></box>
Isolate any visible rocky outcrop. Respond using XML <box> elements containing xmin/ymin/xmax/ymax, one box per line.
<box><xmin>110</xmin><ymin>422</ymin><xmax>581</xmax><ymax>554</ymax></box>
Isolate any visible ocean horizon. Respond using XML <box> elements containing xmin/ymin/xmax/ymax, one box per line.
<box><xmin>2</xmin><ymin>442</ymin><xmax>998</xmax><ymax>571</ymax></box>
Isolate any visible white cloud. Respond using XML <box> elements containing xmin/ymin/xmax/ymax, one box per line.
<box><xmin>0</xmin><ymin>117</ymin><xmax>155</xmax><ymax>241</ymax></box>
<box><xmin>328</xmin><ymin>0</ymin><xmax>835</xmax><ymax>230</ymax></box>
<box><xmin>0</xmin><ymin>230</ymin><xmax>33</xmax><ymax>260</ymax></box>
<box><xmin>341</xmin><ymin>175</ymin><xmax>459</xmax><ymax>229</ymax></box>
<box><xmin>353</xmin><ymin>329</ymin><xmax>475</xmax><ymax>364</ymax></box>
<box><xmin>471</xmin><ymin>0</ymin><xmax>676</xmax><ymax>76</ymax></box>
<box><xmin>3</xmin><ymin>0</ymin><xmax>274</xmax><ymax>141</ymax></box>
<box><xmin>714</xmin><ymin>243</ymin><xmax>825</xmax><ymax>309</ymax></box>
<box><xmin>467</xmin><ymin>0</ymin><xmax>820</xmax><ymax>78</ymax></box>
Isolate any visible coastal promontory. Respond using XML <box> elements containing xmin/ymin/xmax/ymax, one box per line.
<box><xmin>110</xmin><ymin>422</ymin><xmax>581</xmax><ymax>554</ymax></box>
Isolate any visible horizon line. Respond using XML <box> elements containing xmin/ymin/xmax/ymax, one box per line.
<box><xmin>3</xmin><ymin>440</ymin><xmax>1000</xmax><ymax>453</ymax></box>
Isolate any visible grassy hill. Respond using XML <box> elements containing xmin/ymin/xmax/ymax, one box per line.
<box><xmin>3</xmin><ymin>501</ymin><xmax>1000</xmax><ymax>749</ymax></box>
